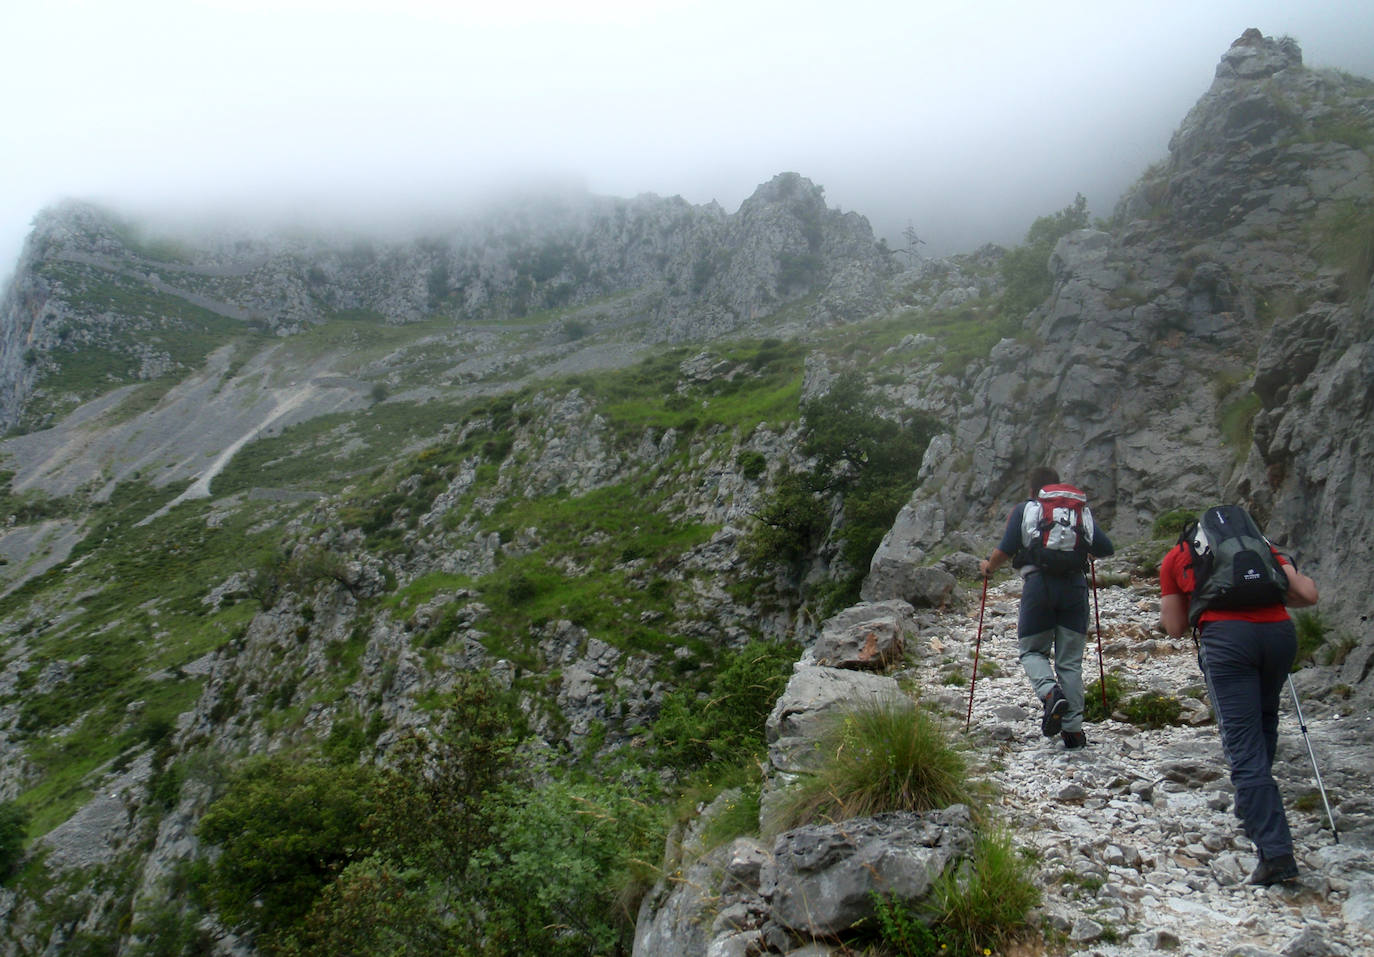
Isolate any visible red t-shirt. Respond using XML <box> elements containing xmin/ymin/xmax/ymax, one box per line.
<box><xmin>1159</xmin><ymin>542</ymin><xmax>1291</xmax><ymax>623</ymax></box>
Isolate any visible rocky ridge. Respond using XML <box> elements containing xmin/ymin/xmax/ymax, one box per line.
<box><xmin>0</xmin><ymin>173</ymin><xmax>892</xmax><ymax>433</ymax></box>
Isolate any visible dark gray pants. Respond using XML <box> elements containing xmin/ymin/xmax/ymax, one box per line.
<box><xmin>1199</xmin><ymin>618</ymin><xmax>1297</xmax><ymax>860</ymax></box>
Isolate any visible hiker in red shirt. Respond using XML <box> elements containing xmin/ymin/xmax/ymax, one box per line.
<box><xmin>1160</xmin><ymin>517</ymin><xmax>1318</xmax><ymax>886</ymax></box>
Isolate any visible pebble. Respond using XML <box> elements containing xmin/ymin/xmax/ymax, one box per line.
<box><xmin>924</xmin><ymin>577</ymin><xmax>1374</xmax><ymax>957</ymax></box>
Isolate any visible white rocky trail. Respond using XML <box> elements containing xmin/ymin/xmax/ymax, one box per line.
<box><xmin>940</xmin><ymin>574</ymin><xmax>1374</xmax><ymax>957</ymax></box>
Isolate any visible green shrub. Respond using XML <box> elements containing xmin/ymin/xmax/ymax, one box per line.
<box><xmin>278</xmin><ymin>858</ymin><xmax>458</xmax><ymax>957</ymax></box>
<box><xmin>999</xmin><ymin>194</ymin><xmax>1090</xmax><ymax>317</ymax></box>
<box><xmin>650</xmin><ymin>639</ymin><xmax>797</xmax><ymax>773</ymax></box>
<box><xmin>871</xmin><ymin>890</ymin><xmax>945</xmax><ymax>955</ymax></box>
<box><xmin>1151</xmin><ymin>507</ymin><xmax>1196</xmax><ymax>540</ymax></box>
<box><xmin>371</xmin><ymin>671</ymin><xmax>526</xmax><ymax>879</ymax></box>
<box><xmin>1084</xmin><ymin>673</ymin><xmax>1126</xmax><ymax>723</ymax></box>
<box><xmin>769</xmin><ymin>697</ymin><xmax>976</xmax><ymax>833</ymax></box>
<box><xmin>473</xmin><ymin>773</ymin><xmax>663</xmax><ymax>956</ymax></box>
<box><xmin>197</xmin><ymin>756</ymin><xmax>382</xmax><ymax>940</ymax></box>
<box><xmin>743</xmin><ymin>373</ymin><xmax>938</xmax><ymax>608</ymax></box>
<box><xmin>739</xmin><ymin>470</ymin><xmax>830</xmax><ymax>570</ymax></box>
<box><xmin>736</xmin><ymin>449</ymin><xmax>768</xmax><ymax>480</ymax></box>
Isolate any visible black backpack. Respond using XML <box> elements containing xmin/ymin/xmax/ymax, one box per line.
<box><xmin>1180</xmin><ymin>505</ymin><xmax>1289</xmax><ymax>627</ymax></box>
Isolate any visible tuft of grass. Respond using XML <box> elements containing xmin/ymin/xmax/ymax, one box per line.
<box><xmin>1321</xmin><ymin>633</ymin><xmax>1359</xmax><ymax>668</ymax></box>
<box><xmin>1311</xmin><ymin>200</ymin><xmax>1374</xmax><ymax>307</ymax></box>
<box><xmin>1294</xmin><ymin>610</ymin><xmax>1328</xmax><ymax>667</ymax></box>
<box><xmin>767</xmin><ymin>697</ymin><xmax>976</xmax><ymax>834</ymax></box>
<box><xmin>928</xmin><ymin>828</ymin><xmax>1041</xmax><ymax>956</ymax></box>
<box><xmin>1151</xmin><ymin>507</ymin><xmax>1197</xmax><ymax>541</ymax></box>
<box><xmin>1119</xmin><ymin>691</ymin><xmax>1184</xmax><ymax>729</ymax></box>
<box><xmin>697</xmin><ymin>775</ymin><xmax>764</xmax><ymax>851</ymax></box>
<box><xmin>872</xmin><ymin>827</ymin><xmax>1041</xmax><ymax>957</ymax></box>
<box><xmin>1219</xmin><ymin>392</ymin><xmax>1262</xmax><ymax>457</ymax></box>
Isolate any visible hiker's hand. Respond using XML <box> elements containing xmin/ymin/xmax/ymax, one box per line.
<box><xmin>979</xmin><ymin>558</ymin><xmax>992</xmax><ymax>578</ymax></box>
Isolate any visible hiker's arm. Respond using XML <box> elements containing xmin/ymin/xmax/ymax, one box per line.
<box><xmin>980</xmin><ymin>548</ymin><xmax>1011</xmax><ymax>578</ymax></box>
<box><xmin>1160</xmin><ymin>593</ymin><xmax>1190</xmax><ymax>638</ymax></box>
<box><xmin>1283</xmin><ymin>563</ymin><xmax>1319</xmax><ymax>608</ymax></box>
<box><xmin>1090</xmin><ymin>527</ymin><xmax>1114</xmax><ymax>557</ymax></box>
<box><xmin>981</xmin><ymin>506</ymin><xmax>1023</xmax><ymax>577</ymax></box>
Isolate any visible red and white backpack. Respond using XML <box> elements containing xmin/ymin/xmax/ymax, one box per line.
<box><xmin>1020</xmin><ymin>483</ymin><xmax>1095</xmax><ymax>574</ymax></box>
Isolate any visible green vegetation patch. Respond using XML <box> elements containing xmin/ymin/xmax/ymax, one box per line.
<box><xmin>192</xmin><ymin>673</ymin><xmax>663</xmax><ymax>955</ymax></box>
<box><xmin>271</xmin><ymin>312</ymin><xmax>454</xmax><ymax>375</ymax></box>
<box><xmin>999</xmin><ymin>193</ymin><xmax>1091</xmax><ymax>319</ymax></box>
<box><xmin>741</xmin><ymin>372</ymin><xmax>940</xmax><ymax>612</ymax></box>
<box><xmin>473</xmin><ymin>479</ymin><xmax>716</xmax><ymax>662</ymax></box>
<box><xmin>649</xmin><ymin>638</ymin><xmax>798</xmax><ymax>777</ymax></box>
<box><xmin>871</xmin><ymin>828</ymin><xmax>1041</xmax><ymax>957</ymax></box>
<box><xmin>1310</xmin><ymin>200</ymin><xmax>1374</xmax><ymax>307</ymax></box>
<box><xmin>574</xmin><ymin>337</ymin><xmax>806</xmax><ymax>440</ymax></box>
<box><xmin>1219</xmin><ymin>391</ymin><xmax>1262</xmax><ymax>457</ymax></box>
<box><xmin>0</xmin><ymin>481</ymin><xmax>294</xmax><ymax>831</ymax></box>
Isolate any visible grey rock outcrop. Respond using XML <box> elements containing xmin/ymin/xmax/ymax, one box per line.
<box><xmin>762</xmin><ymin>806</ymin><xmax>975</xmax><ymax>937</ymax></box>
<box><xmin>763</xmin><ymin>665</ymin><xmax>904</xmax><ymax>776</ymax></box>
<box><xmin>806</xmin><ymin>599</ymin><xmax>916</xmax><ymax>670</ymax></box>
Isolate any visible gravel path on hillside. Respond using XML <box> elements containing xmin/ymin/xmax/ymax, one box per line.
<box><xmin>924</xmin><ymin>576</ymin><xmax>1374</xmax><ymax>957</ymax></box>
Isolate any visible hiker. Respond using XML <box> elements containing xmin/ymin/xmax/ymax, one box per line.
<box><xmin>980</xmin><ymin>466</ymin><xmax>1114</xmax><ymax>749</ymax></box>
<box><xmin>1158</xmin><ymin>508</ymin><xmax>1319</xmax><ymax>886</ymax></box>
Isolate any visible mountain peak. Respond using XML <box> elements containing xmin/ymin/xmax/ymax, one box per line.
<box><xmin>1216</xmin><ymin>27</ymin><xmax>1302</xmax><ymax>80</ymax></box>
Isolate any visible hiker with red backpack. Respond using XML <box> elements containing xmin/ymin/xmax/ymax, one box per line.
<box><xmin>980</xmin><ymin>467</ymin><xmax>1114</xmax><ymax>750</ymax></box>
<box><xmin>1159</xmin><ymin>505</ymin><xmax>1319</xmax><ymax>886</ymax></box>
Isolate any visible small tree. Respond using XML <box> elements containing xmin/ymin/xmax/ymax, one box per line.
<box><xmin>0</xmin><ymin>802</ymin><xmax>28</xmax><ymax>880</ymax></box>
<box><xmin>900</xmin><ymin>222</ymin><xmax>927</xmax><ymax>262</ymax></box>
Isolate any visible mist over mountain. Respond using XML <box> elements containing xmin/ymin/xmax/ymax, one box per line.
<box><xmin>0</xmin><ymin>27</ymin><xmax>1371</xmax><ymax>956</ymax></box>
<box><xmin>7</xmin><ymin>2</ymin><xmax>1374</xmax><ymax>282</ymax></box>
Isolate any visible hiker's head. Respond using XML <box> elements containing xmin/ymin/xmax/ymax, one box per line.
<box><xmin>1028</xmin><ymin>466</ymin><xmax>1059</xmax><ymax>498</ymax></box>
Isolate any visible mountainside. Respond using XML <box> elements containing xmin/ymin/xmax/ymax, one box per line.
<box><xmin>869</xmin><ymin>28</ymin><xmax>1374</xmax><ymax>638</ymax></box>
<box><xmin>0</xmin><ymin>28</ymin><xmax>1370</xmax><ymax>956</ymax></box>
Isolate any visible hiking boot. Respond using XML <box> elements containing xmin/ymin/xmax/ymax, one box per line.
<box><xmin>1247</xmin><ymin>853</ymin><xmax>1299</xmax><ymax>886</ymax></box>
<box><xmin>1061</xmin><ymin>729</ymin><xmax>1087</xmax><ymax>750</ymax></box>
<box><xmin>1040</xmin><ymin>686</ymin><xmax>1069</xmax><ymax>737</ymax></box>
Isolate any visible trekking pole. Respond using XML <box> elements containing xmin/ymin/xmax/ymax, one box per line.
<box><xmin>965</xmin><ymin>574</ymin><xmax>989</xmax><ymax>732</ymax></box>
<box><xmin>1287</xmin><ymin>675</ymin><xmax>1340</xmax><ymax>843</ymax></box>
<box><xmin>1090</xmin><ymin>559</ymin><xmax>1108</xmax><ymax>713</ymax></box>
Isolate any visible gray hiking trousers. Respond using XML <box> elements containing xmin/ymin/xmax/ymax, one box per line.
<box><xmin>1017</xmin><ymin>570</ymin><xmax>1090</xmax><ymax>732</ymax></box>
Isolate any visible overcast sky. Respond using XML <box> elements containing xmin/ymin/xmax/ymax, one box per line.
<box><xmin>4</xmin><ymin>1</ymin><xmax>1374</xmax><ymax>281</ymax></box>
